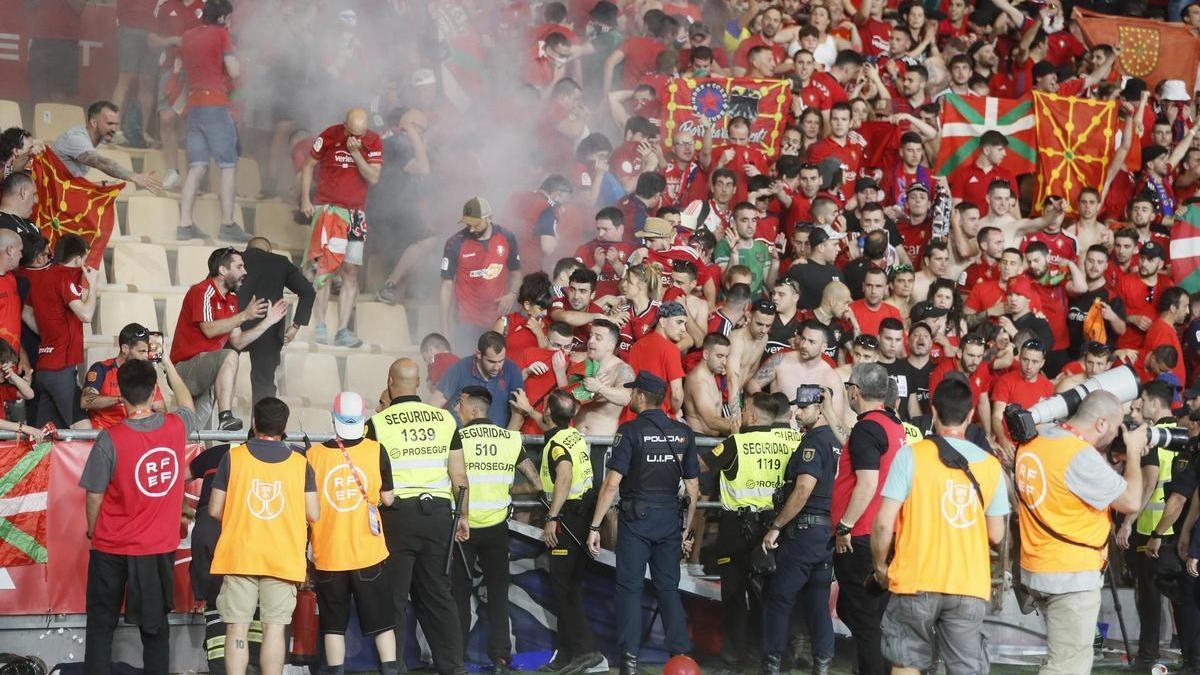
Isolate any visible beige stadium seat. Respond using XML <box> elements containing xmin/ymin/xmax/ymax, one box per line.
<box><xmin>191</xmin><ymin>196</ymin><xmax>223</xmax><ymax>239</ymax></box>
<box><xmin>253</xmin><ymin>201</ymin><xmax>307</xmax><ymax>251</ymax></box>
<box><xmin>0</xmin><ymin>100</ymin><xmax>22</xmax><ymax>130</ymax></box>
<box><xmin>97</xmin><ymin>292</ymin><xmax>158</xmax><ymax>335</ymax></box>
<box><xmin>112</xmin><ymin>242</ymin><xmax>171</xmax><ymax>290</ymax></box>
<box><xmin>175</xmin><ymin>245</ymin><xmax>214</xmax><ymax>287</ymax></box>
<box><xmin>343</xmin><ymin>353</ymin><xmax>397</xmax><ymax>403</ymax></box>
<box><xmin>355</xmin><ymin>302</ymin><xmax>411</xmax><ymax>351</ymax></box>
<box><xmin>287</xmin><ymin>406</ymin><xmax>334</xmax><ymax>434</ymax></box>
<box><xmin>236</xmin><ymin>157</ymin><xmax>263</xmax><ymax>198</ymax></box>
<box><xmin>282</xmin><ymin>352</ymin><xmax>341</xmax><ymax>404</ymax></box>
<box><xmin>140</xmin><ymin>149</ymin><xmax>176</xmax><ymax>182</ymax></box>
<box><xmin>297</xmin><ymin>301</ymin><xmax>339</xmax><ymax>343</ymax></box>
<box><xmin>33</xmin><ymin>103</ymin><xmax>84</xmax><ymax>142</ymax></box>
<box><xmin>163</xmin><ymin>293</ymin><xmax>185</xmax><ymax>337</ymax></box>
<box><xmin>124</xmin><ymin>195</ymin><xmax>180</xmax><ymax>240</ymax></box>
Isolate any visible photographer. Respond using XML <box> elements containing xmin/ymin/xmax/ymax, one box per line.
<box><xmin>870</xmin><ymin>379</ymin><xmax>1009</xmax><ymax>674</ymax></box>
<box><xmin>1013</xmin><ymin>390</ymin><xmax>1149</xmax><ymax>674</ymax></box>
<box><xmin>1119</xmin><ymin>380</ymin><xmax>1192</xmax><ymax>669</ymax></box>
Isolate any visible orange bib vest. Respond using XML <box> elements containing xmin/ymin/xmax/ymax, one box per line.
<box><xmin>211</xmin><ymin>444</ymin><xmax>309</xmax><ymax>583</ymax></box>
<box><xmin>1014</xmin><ymin>426</ymin><xmax>1111</xmax><ymax>576</ymax></box>
<box><xmin>307</xmin><ymin>440</ymin><xmax>389</xmax><ymax>572</ymax></box>
<box><xmin>887</xmin><ymin>438</ymin><xmax>1003</xmax><ymax>600</ymax></box>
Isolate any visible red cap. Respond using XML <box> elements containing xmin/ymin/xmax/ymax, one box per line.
<box><xmin>1006</xmin><ymin>276</ymin><xmax>1036</xmax><ymax>301</ymax></box>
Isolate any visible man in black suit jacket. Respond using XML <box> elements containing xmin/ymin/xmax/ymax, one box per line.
<box><xmin>238</xmin><ymin>237</ymin><xmax>315</xmax><ymax>404</ymax></box>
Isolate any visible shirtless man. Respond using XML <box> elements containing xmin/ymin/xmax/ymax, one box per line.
<box><xmin>835</xmin><ymin>335</ymin><xmax>879</xmax><ymax>382</ymax></box>
<box><xmin>684</xmin><ymin>334</ymin><xmax>738</xmax><ymax>436</ymax></box>
<box><xmin>946</xmin><ymin>202</ymin><xmax>983</xmax><ymax>282</ymax></box>
<box><xmin>746</xmin><ymin>320</ymin><xmax>849</xmax><ymax>437</ymax></box>
<box><xmin>1065</xmin><ymin>187</ymin><xmax>1112</xmax><ymax>254</ymax></box>
<box><xmin>728</xmin><ymin>298</ymin><xmax>776</xmax><ymax>410</ymax></box>
<box><xmin>885</xmin><ymin>265</ymin><xmax>915</xmax><ymax>322</ymax></box>
<box><xmin>910</xmin><ymin>240</ymin><xmax>952</xmax><ymax>305</ymax></box>
<box><xmin>979</xmin><ymin>180</ymin><xmax>1059</xmax><ymax>248</ymax></box>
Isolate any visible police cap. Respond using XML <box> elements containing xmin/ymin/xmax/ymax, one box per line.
<box><xmin>624</xmin><ymin>371</ymin><xmax>668</xmax><ymax>396</ymax></box>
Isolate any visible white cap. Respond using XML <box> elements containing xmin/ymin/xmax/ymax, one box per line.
<box><xmin>412</xmin><ymin>68</ymin><xmax>437</xmax><ymax>87</ymax></box>
<box><xmin>1161</xmin><ymin>79</ymin><xmax>1191</xmax><ymax>102</ymax></box>
<box><xmin>332</xmin><ymin>391</ymin><xmax>366</xmax><ymax>440</ymax></box>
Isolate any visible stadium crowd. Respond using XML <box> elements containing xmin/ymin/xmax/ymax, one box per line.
<box><xmin>7</xmin><ymin>0</ymin><xmax>1200</xmax><ymax>673</ymax></box>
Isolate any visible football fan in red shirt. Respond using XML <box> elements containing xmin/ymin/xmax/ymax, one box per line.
<box><xmin>493</xmin><ymin>273</ymin><xmax>555</xmax><ymax>358</ymax></box>
<box><xmin>626</xmin><ymin>300</ymin><xmax>688</xmax><ymax>419</ymax></box>
<box><xmin>81</xmin><ymin>323</ymin><xmax>167</xmax><ymax>430</ymax></box>
<box><xmin>602</xmin><ymin>12</ymin><xmax>677</xmax><ymax>91</ymax></box>
<box><xmin>1116</xmin><ymin>241</ymin><xmax>1169</xmax><ymax>351</ymax></box>
<box><xmin>949</xmin><ymin>131</ymin><xmax>1017</xmax><ymax>217</ymax></box>
<box><xmin>808</xmin><ymin>103</ymin><xmax>863</xmax><ymax>197</ymax></box>
<box><xmin>959</xmin><ymin>225</ymin><xmax>1004</xmax><ymax>295</ymax></box>
<box><xmin>661</xmin><ymin>128</ymin><xmax>710</xmax><ymax>209</ymax></box>
<box><xmin>300</xmin><ymin>108</ymin><xmax>384</xmax><ymax>348</ymax></box>
<box><xmin>441</xmin><ymin>197</ymin><xmax>523</xmax><ymax>352</ymax></box>
<box><xmin>575</xmin><ymin>207</ymin><xmax>635</xmax><ymax>299</ymax></box>
<box><xmin>990</xmin><ymin>339</ymin><xmax>1054</xmax><ymax>459</ymax></box>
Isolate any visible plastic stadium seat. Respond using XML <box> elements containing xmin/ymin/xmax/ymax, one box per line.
<box><xmin>253</xmin><ymin>201</ymin><xmax>307</xmax><ymax>251</ymax></box>
<box><xmin>163</xmin><ymin>293</ymin><xmax>185</xmax><ymax>337</ymax></box>
<box><xmin>33</xmin><ymin>103</ymin><xmax>84</xmax><ymax>142</ymax></box>
<box><xmin>236</xmin><ymin>157</ymin><xmax>263</xmax><ymax>198</ymax></box>
<box><xmin>355</xmin><ymin>302</ymin><xmax>411</xmax><ymax>351</ymax></box>
<box><xmin>0</xmin><ymin>100</ymin><xmax>22</xmax><ymax>130</ymax></box>
<box><xmin>175</xmin><ymin>245</ymin><xmax>214</xmax><ymax>287</ymax></box>
<box><xmin>97</xmin><ymin>292</ymin><xmax>158</xmax><ymax>335</ymax></box>
<box><xmin>343</xmin><ymin>353</ymin><xmax>397</xmax><ymax>403</ymax></box>
<box><xmin>282</xmin><ymin>352</ymin><xmax>341</xmax><ymax>404</ymax></box>
<box><xmin>297</xmin><ymin>302</ymin><xmax>339</xmax><ymax>343</ymax></box>
<box><xmin>192</xmin><ymin>196</ymin><xmax>223</xmax><ymax>239</ymax></box>
<box><xmin>124</xmin><ymin>195</ymin><xmax>181</xmax><ymax>240</ymax></box>
<box><xmin>112</xmin><ymin>242</ymin><xmax>170</xmax><ymax>290</ymax></box>
<box><xmin>288</xmin><ymin>406</ymin><xmax>334</xmax><ymax>434</ymax></box>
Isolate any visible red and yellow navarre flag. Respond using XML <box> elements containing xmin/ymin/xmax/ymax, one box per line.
<box><xmin>29</xmin><ymin>149</ymin><xmax>124</xmax><ymax>270</ymax></box>
<box><xmin>661</xmin><ymin>76</ymin><xmax>791</xmax><ymax>159</ymax></box>
<box><xmin>1074</xmin><ymin>8</ymin><xmax>1200</xmax><ymax>88</ymax></box>
<box><xmin>1031</xmin><ymin>92</ymin><xmax>1118</xmax><ymax>211</ymax></box>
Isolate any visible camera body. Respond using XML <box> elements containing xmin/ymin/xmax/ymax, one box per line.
<box><xmin>1004</xmin><ymin>365</ymin><xmax>1141</xmax><ymax>444</ymax></box>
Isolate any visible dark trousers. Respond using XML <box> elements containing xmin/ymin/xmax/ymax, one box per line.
<box><xmin>716</xmin><ymin>510</ymin><xmax>763</xmax><ymax>659</ymax></box>
<box><xmin>383</xmin><ymin>498</ymin><xmax>466</xmax><ymax>675</ymax></box>
<box><xmin>1128</xmin><ymin>531</ymin><xmax>1166</xmax><ymax>662</ymax></box>
<box><xmin>84</xmin><ymin>549</ymin><xmax>172</xmax><ymax>675</ymax></box>
<box><xmin>34</xmin><ymin>365</ymin><xmax>80</xmax><ymax>427</ymax></box>
<box><xmin>450</xmin><ymin>521</ymin><xmax>511</xmax><ymax>663</ymax></box>
<box><xmin>548</xmin><ymin>507</ymin><xmax>596</xmax><ymax>659</ymax></box>
<box><xmin>834</xmin><ymin>537</ymin><xmax>889</xmax><ymax>675</ymax></box>
<box><xmin>763</xmin><ymin>524</ymin><xmax>835</xmax><ymax>661</ymax></box>
<box><xmin>245</xmin><ymin>325</ymin><xmax>283</xmax><ymax>405</ymax></box>
<box><xmin>191</xmin><ymin>511</ymin><xmax>260</xmax><ymax>674</ymax></box>
<box><xmin>614</xmin><ymin>505</ymin><xmax>691</xmax><ymax>657</ymax></box>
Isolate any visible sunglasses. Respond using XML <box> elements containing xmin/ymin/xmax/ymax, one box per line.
<box><xmin>1084</xmin><ymin>340</ymin><xmax>1112</xmax><ymax>357</ymax></box>
<box><xmin>1021</xmin><ymin>338</ymin><xmax>1044</xmax><ymax>352</ymax></box>
<box><xmin>853</xmin><ymin>334</ymin><xmax>880</xmax><ymax>349</ymax></box>
<box><xmin>963</xmin><ymin>335</ymin><xmax>987</xmax><ymax>346</ymax></box>
<box><xmin>754</xmin><ymin>299</ymin><xmax>778</xmax><ymax>313</ymax></box>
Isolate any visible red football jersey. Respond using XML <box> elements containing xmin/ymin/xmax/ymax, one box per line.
<box><xmin>309</xmin><ymin>124</ymin><xmax>384</xmax><ymax>210</ymax></box>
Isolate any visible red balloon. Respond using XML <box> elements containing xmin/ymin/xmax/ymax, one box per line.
<box><xmin>663</xmin><ymin>654</ymin><xmax>702</xmax><ymax>675</ymax></box>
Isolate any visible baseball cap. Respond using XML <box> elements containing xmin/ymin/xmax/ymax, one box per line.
<box><xmin>906</xmin><ymin>181</ymin><xmax>930</xmax><ymax>195</ymax></box>
<box><xmin>910</xmin><ymin>301</ymin><xmax>949</xmax><ymax>323</ymax></box>
<box><xmin>1006</xmin><ymin>276</ymin><xmax>1037</xmax><ymax>300</ymax></box>
<box><xmin>624</xmin><ymin>371</ymin><xmax>668</xmax><ymax>396</ymax></box>
<box><xmin>636</xmin><ymin>217</ymin><xmax>674</xmax><ymax>239</ymax></box>
<box><xmin>1141</xmin><ymin>241</ymin><xmax>1166</xmax><ymax>260</ymax></box>
<box><xmin>659</xmin><ymin>301</ymin><xmax>686</xmax><ymax>318</ymax></box>
<box><xmin>688</xmin><ymin>22</ymin><xmax>711</xmax><ymax>37</ymax></box>
<box><xmin>808</xmin><ymin>225</ymin><xmax>846</xmax><ymax>248</ymax></box>
<box><xmin>332</xmin><ymin>391</ymin><xmax>366</xmax><ymax>439</ymax></box>
<box><xmin>460</xmin><ymin>197</ymin><xmax>493</xmax><ymax>226</ymax></box>
<box><xmin>854</xmin><ymin>177</ymin><xmax>879</xmax><ymax>192</ymax></box>
<box><xmin>1142</xmin><ymin>145</ymin><xmax>1169</xmax><ymax>166</ymax></box>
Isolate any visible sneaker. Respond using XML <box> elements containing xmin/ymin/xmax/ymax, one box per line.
<box><xmin>539</xmin><ymin>651</ymin><xmax>571</xmax><ymax>672</ymax></box>
<box><xmin>162</xmin><ymin>169</ymin><xmax>182</xmax><ymax>191</ymax></box>
<box><xmin>687</xmin><ymin>562</ymin><xmax>705</xmax><ymax>576</ymax></box>
<box><xmin>313</xmin><ymin>324</ymin><xmax>328</xmax><ymax>345</ymax></box>
<box><xmin>218</xmin><ymin>415</ymin><xmax>243</xmax><ymax>431</ymax></box>
<box><xmin>218</xmin><ymin>222</ymin><xmax>252</xmax><ymax>243</ymax></box>
<box><xmin>491</xmin><ymin>659</ymin><xmax>510</xmax><ymax>675</ymax></box>
<box><xmin>582</xmin><ymin>656</ymin><xmax>608</xmax><ymax>674</ymax></box>
<box><xmin>376</xmin><ymin>282</ymin><xmax>399</xmax><ymax>305</ymax></box>
<box><xmin>176</xmin><ymin>224</ymin><xmax>207</xmax><ymax>241</ymax></box>
<box><xmin>560</xmin><ymin>651</ymin><xmax>604</xmax><ymax>675</ymax></box>
<box><xmin>335</xmin><ymin>328</ymin><xmax>363</xmax><ymax>348</ymax></box>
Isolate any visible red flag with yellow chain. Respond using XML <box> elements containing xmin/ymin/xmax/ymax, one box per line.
<box><xmin>1074</xmin><ymin>8</ymin><xmax>1200</xmax><ymax>90</ymax></box>
<box><xmin>28</xmin><ymin>148</ymin><xmax>124</xmax><ymax>270</ymax></box>
<box><xmin>1031</xmin><ymin>92</ymin><xmax>1118</xmax><ymax>211</ymax></box>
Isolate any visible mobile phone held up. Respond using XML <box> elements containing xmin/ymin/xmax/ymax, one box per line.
<box><xmin>149</xmin><ymin>331</ymin><xmax>164</xmax><ymax>363</ymax></box>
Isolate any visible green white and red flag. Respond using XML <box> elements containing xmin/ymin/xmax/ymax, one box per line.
<box><xmin>935</xmin><ymin>93</ymin><xmax>1037</xmax><ymax>178</ymax></box>
<box><xmin>0</xmin><ymin>442</ymin><xmax>50</xmax><ymax>567</ymax></box>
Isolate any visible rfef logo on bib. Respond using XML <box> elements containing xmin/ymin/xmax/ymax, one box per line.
<box><xmin>322</xmin><ymin>464</ymin><xmax>368</xmax><ymax>512</ymax></box>
<box><xmin>248</xmin><ymin>479</ymin><xmax>285</xmax><ymax>520</ymax></box>
<box><xmin>135</xmin><ymin>448</ymin><xmax>179</xmax><ymax>498</ymax></box>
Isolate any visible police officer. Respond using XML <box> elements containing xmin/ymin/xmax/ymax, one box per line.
<box><xmin>368</xmin><ymin>358</ymin><xmax>470</xmax><ymax>675</ymax></box>
<box><xmin>541</xmin><ymin>390</ymin><xmax>606</xmax><ymax>674</ymax></box>
<box><xmin>760</xmin><ymin>385</ymin><xmax>839</xmax><ymax>675</ymax></box>
<box><xmin>586</xmin><ymin>372</ymin><xmax>700</xmax><ymax>675</ymax></box>
<box><xmin>1130</xmin><ymin>381</ymin><xmax>1200</xmax><ymax>669</ymax></box>
<box><xmin>699</xmin><ymin>392</ymin><xmax>793</xmax><ymax>668</ymax></box>
<box><xmin>450</xmin><ymin>385</ymin><xmax>539</xmax><ymax>675</ymax></box>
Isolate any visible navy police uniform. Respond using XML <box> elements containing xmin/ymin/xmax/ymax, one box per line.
<box><xmin>1161</xmin><ymin>444</ymin><xmax>1200</xmax><ymax>669</ymax></box>
<box><xmin>762</xmin><ymin>423</ymin><xmax>840</xmax><ymax>669</ymax></box>
<box><xmin>606</xmin><ymin>374</ymin><xmax>699</xmax><ymax>661</ymax></box>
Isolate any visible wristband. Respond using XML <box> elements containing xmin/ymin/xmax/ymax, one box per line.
<box><xmin>588</xmin><ymin>524</ymin><xmax>601</xmax><ymax>532</ymax></box>
<box><xmin>1150</xmin><ymin>531</ymin><xmax>1163</xmax><ymax>539</ymax></box>
<box><xmin>547</xmin><ymin>514</ymin><xmax>562</xmax><ymax>522</ymax></box>
<box><xmin>769</xmin><ymin>523</ymin><xmax>781</xmax><ymax>532</ymax></box>
<box><xmin>836</xmin><ymin>522</ymin><xmax>853</xmax><ymax>537</ymax></box>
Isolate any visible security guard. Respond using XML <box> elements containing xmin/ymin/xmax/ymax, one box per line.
<box><xmin>760</xmin><ymin>386</ymin><xmax>839</xmax><ymax>675</ymax></box>
<box><xmin>1124</xmin><ymin>380</ymin><xmax>1196</xmax><ymax>669</ymax></box>
<box><xmin>368</xmin><ymin>358</ymin><xmax>470</xmax><ymax>675</ymax></box>
<box><xmin>541</xmin><ymin>389</ymin><xmax>606</xmax><ymax>674</ymax></box>
<box><xmin>586</xmin><ymin>372</ymin><xmax>700</xmax><ymax>675</ymax></box>
<box><xmin>699</xmin><ymin>392</ymin><xmax>793</xmax><ymax>667</ymax></box>
<box><xmin>450</xmin><ymin>386</ymin><xmax>539</xmax><ymax>675</ymax></box>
